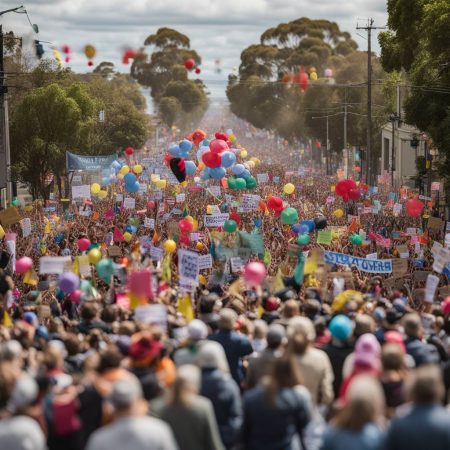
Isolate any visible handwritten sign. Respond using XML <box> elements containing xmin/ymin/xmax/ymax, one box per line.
<box><xmin>256</xmin><ymin>173</ymin><xmax>269</xmax><ymax>183</ymax></box>
<box><xmin>150</xmin><ymin>246</ymin><xmax>164</xmax><ymax>261</ymax></box>
<box><xmin>39</xmin><ymin>256</ymin><xmax>72</xmax><ymax>275</ymax></box>
<box><xmin>204</xmin><ymin>213</ymin><xmax>229</xmax><ymax>227</ymax></box>
<box><xmin>20</xmin><ymin>218</ymin><xmax>32</xmax><ymax>238</ymax></box>
<box><xmin>143</xmin><ymin>217</ymin><xmax>155</xmax><ymax>229</ymax></box>
<box><xmin>178</xmin><ymin>249</ymin><xmax>199</xmax><ymax>285</ymax></box>
<box><xmin>198</xmin><ymin>254</ymin><xmax>213</xmax><ymax>270</ymax></box>
<box><xmin>71</xmin><ymin>185</ymin><xmax>91</xmax><ymax>200</ymax></box>
<box><xmin>123</xmin><ymin>197</ymin><xmax>135</xmax><ymax>209</ymax></box>
<box><xmin>425</xmin><ymin>274</ymin><xmax>440</xmax><ymax>303</ymax></box>
<box><xmin>316</xmin><ymin>230</ymin><xmax>332</xmax><ymax>245</ymax></box>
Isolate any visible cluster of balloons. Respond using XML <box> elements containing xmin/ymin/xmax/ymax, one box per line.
<box><xmin>335</xmin><ymin>179</ymin><xmax>360</xmax><ymax>203</ymax></box>
<box><xmin>184</xmin><ymin>58</ymin><xmax>201</xmax><ymax>74</ymax></box>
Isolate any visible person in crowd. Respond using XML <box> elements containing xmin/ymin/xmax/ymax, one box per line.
<box><xmin>209</xmin><ymin>308</ymin><xmax>254</xmax><ymax>386</ymax></box>
<box><xmin>86</xmin><ymin>378</ymin><xmax>178</xmax><ymax>450</ymax></box>
<box><xmin>241</xmin><ymin>355</ymin><xmax>312</xmax><ymax>450</ymax></box>
<box><xmin>384</xmin><ymin>365</ymin><xmax>450</xmax><ymax>450</ymax></box>
<box><xmin>152</xmin><ymin>364</ymin><xmax>225</xmax><ymax>450</ymax></box>
<box><xmin>320</xmin><ymin>376</ymin><xmax>385</xmax><ymax>450</ymax></box>
<box><xmin>287</xmin><ymin>316</ymin><xmax>335</xmax><ymax>407</ymax></box>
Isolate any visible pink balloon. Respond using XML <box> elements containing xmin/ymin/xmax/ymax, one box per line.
<box><xmin>209</xmin><ymin>139</ymin><xmax>228</xmax><ymax>154</ymax></box>
<box><xmin>147</xmin><ymin>200</ymin><xmax>156</xmax><ymax>209</ymax></box>
<box><xmin>202</xmin><ymin>151</ymin><xmax>221</xmax><ymax>168</ymax></box>
<box><xmin>178</xmin><ymin>219</ymin><xmax>193</xmax><ymax>233</ymax></box>
<box><xmin>69</xmin><ymin>289</ymin><xmax>82</xmax><ymax>303</ymax></box>
<box><xmin>77</xmin><ymin>238</ymin><xmax>91</xmax><ymax>251</ymax></box>
<box><xmin>244</xmin><ymin>262</ymin><xmax>267</xmax><ymax>286</ymax></box>
<box><xmin>16</xmin><ymin>256</ymin><xmax>33</xmax><ymax>274</ymax></box>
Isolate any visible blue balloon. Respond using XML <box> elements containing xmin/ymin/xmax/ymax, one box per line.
<box><xmin>221</xmin><ymin>203</ymin><xmax>229</xmax><ymax>212</ymax></box>
<box><xmin>102</xmin><ymin>177</ymin><xmax>111</xmax><ymax>186</ymax></box>
<box><xmin>126</xmin><ymin>225</ymin><xmax>137</xmax><ymax>233</ymax></box>
<box><xmin>302</xmin><ymin>220</ymin><xmax>315</xmax><ymax>232</ymax></box>
<box><xmin>200</xmin><ymin>169</ymin><xmax>210</xmax><ymax>180</ymax></box>
<box><xmin>126</xmin><ymin>181</ymin><xmax>140</xmax><ymax>193</ymax></box>
<box><xmin>185</xmin><ymin>160</ymin><xmax>197</xmax><ymax>176</ymax></box>
<box><xmin>292</xmin><ymin>223</ymin><xmax>303</xmax><ymax>234</ymax></box>
<box><xmin>179</xmin><ymin>150</ymin><xmax>190</xmax><ymax>159</ymax></box>
<box><xmin>179</xmin><ymin>139</ymin><xmax>193</xmax><ymax>152</ymax></box>
<box><xmin>210</xmin><ymin>167</ymin><xmax>226</xmax><ymax>180</ymax></box>
<box><xmin>201</xmin><ymin>139</ymin><xmax>209</xmax><ymax>147</ymax></box>
<box><xmin>253</xmin><ymin>217</ymin><xmax>262</xmax><ymax>228</ymax></box>
<box><xmin>232</xmin><ymin>164</ymin><xmax>245</xmax><ymax>175</ymax></box>
<box><xmin>241</xmin><ymin>169</ymin><xmax>251</xmax><ymax>178</ymax></box>
<box><xmin>299</xmin><ymin>224</ymin><xmax>310</xmax><ymax>234</ymax></box>
<box><xmin>124</xmin><ymin>173</ymin><xmax>137</xmax><ymax>185</ymax></box>
<box><xmin>169</xmin><ymin>144</ymin><xmax>181</xmax><ymax>157</ymax></box>
<box><xmin>221</xmin><ymin>151</ymin><xmax>236</xmax><ymax>168</ymax></box>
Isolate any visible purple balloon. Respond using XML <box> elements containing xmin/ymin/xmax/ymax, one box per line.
<box><xmin>58</xmin><ymin>272</ymin><xmax>80</xmax><ymax>294</ymax></box>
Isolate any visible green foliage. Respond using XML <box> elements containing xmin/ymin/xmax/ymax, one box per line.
<box><xmin>131</xmin><ymin>27</ymin><xmax>208</xmax><ymax>129</ymax></box>
<box><xmin>379</xmin><ymin>0</ymin><xmax>450</xmax><ymax>192</ymax></box>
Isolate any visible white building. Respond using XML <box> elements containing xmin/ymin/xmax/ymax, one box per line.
<box><xmin>380</xmin><ymin>121</ymin><xmax>426</xmax><ymax>188</ymax></box>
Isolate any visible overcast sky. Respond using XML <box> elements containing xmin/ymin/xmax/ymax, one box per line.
<box><xmin>2</xmin><ymin>0</ymin><xmax>388</xmax><ymax>100</ymax></box>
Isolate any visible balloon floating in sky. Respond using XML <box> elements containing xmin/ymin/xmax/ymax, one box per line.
<box><xmin>84</xmin><ymin>44</ymin><xmax>96</xmax><ymax>67</ymax></box>
<box><xmin>184</xmin><ymin>58</ymin><xmax>195</xmax><ymax>70</ymax></box>
<box><xmin>122</xmin><ymin>49</ymin><xmax>138</xmax><ymax>65</ymax></box>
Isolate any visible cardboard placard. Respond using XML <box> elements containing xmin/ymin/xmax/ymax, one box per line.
<box><xmin>178</xmin><ymin>249</ymin><xmax>199</xmax><ymax>285</ymax></box>
<box><xmin>107</xmin><ymin>246</ymin><xmax>122</xmax><ymax>257</ymax></box>
<box><xmin>392</xmin><ymin>258</ymin><xmax>408</xmax><ymax>277</ymax></box>
<box><xmin>316</xmin><ymin>230</ymin><xmax>332</xmax><ymax>245</ymax></box>
<box><xmin>204</xmin><ymin>213</ymin><xmax>229</xmax><ymax>227</ymax></box>
<box><xmin>0</xmin><ymin>206</ymin><xmax>20</xmax><ymax>226</ymax></box>
<box><xmin>427</xmin><ymin>217</ymin><xmax>443</xmax><ymax>232</ymax></box>
<box><xmin>39</xmin><ymin>256</ymin><xmax>72</xmax><ymax>275</ymax></box>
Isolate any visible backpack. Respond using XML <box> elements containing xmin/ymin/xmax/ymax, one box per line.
<box><xmin>45</xmin><ymin>391</ymin><xmax>81</xmax><ymax>436</ymax></box>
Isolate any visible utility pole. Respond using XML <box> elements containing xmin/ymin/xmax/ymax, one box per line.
<box><xmin>357</xmin><ymin>19</ymin><xmax>386</xmax><ymax>184</ymax></box>
<box><xmin>343</xmin><ymin>86</ymin><xmax>348</xmax><ymax>178</ymax></box>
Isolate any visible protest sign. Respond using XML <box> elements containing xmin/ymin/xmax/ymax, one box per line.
<box><xmin>207</xmin><ymin>186</ymin><xmax>221</xmax><ymax>197</ymax></box>
<box><xmin>5</xmin><ymin>233</ymin><xmax>16</xmax><ymax>274</ymax></box>
<box><xmin>143</xmin><ymin>217</ymin><xmax>155</xmax><ymax>229</ymax></box>
<box><xmin>123</xmin><ymin>197</ymin><xmax>135</xmax><ymax>209</ymax></box>
<box><xmin>317</xmin><ymin>230</ymin><xmax>332</xmax><ymax>245</ymax></box>
<box><xmin>241</xmin><ymin>194</ymin><xmax>260</xmax><ymax>212</ymax></box>
<box><xmin>78</xmin><ymin>255</ymin><xmax>91</xmax><ymax>277</ymax></box>
<box><xmin>0</xmin><ymin>206</ymin><xmax>21</xmax><ymax>226</ymax></box>
<box><xmin>198</xmin><ymin>254</ymin><xmax>213</xmax><ymax>270</ymax></box>
<box><xmin>324</xmin><ymin>251</ymin><xmax>392</xmax><ymax>273</ymax></box>
<box><xmin>425</xmin><ymin>274</ymin><xmax>440</xmax><ymax>303</ymax></box>
<box><xmin>431</xmin><ymin>182</ymin><xmax>441</xmax><ymax>191</ymax></box>
<box><xmin>190</xmin><ymin>233</ymin><xmax>200</xmax><ymax>242</ymax></box>
<box><xmin>427</xmin><ymin>217</ymin><xmax>443</xmax><ymax>232</ymax></box>
<box><xmin>150</xmin><ymin>246</ymin><xmax>164</xmax><ymax>261</ymax></box>
<box><xmin>397</xmin><ymin>245</ymin><xmax>409</xmax><ymax>259</ymax></box>
<box><xmin>66</xmin><ymin>151</ymin><xmax>117</xmax><ymax>171</ymax></box>
<box><xmin>107</xmin><ymin>246</ymin><xmax>122</xmax><ymax>257</ymax></box>
<box><xmin>71</xmin><ymin>185</ymin><xmax>91</xmax><ymax>200</ymax></box>
<box><xmin>20</xmin><ymin>218</ymin><xmax>32</xmax><ymax>238</ymax></box>
<box><xmin>178</xmin><ymin>250</ymin><xmax>199</xmax><ymax>285</ymax></box>
<box><xmin>392</xmin><ymin>258</ymin><xmax>408</xmax><ymax>277</ymax></box>
<box><xmin>204</xmin><ymin>213</ymin><xmax>229</xmax><ymax>227</ymax></box>
<box><xmin>176</xmin><ymin>193</ymin><xmax>186</xmax><ymax>203</ymax></box>
<box><xmin>128</xmin><ymin>269</ymin><xmax>153</xmax><ymax>299</ymax></box>
<box><xmin>39</xmin><ymin>256</ymin><xmax>72</xmax><ymax>274</ymax></box>
<box><xmin>432</xmin><ymin>247</ymin><xmax>450</xmax><ymax>273</ymax></box>
<box><xmin>230</xmin><ymin>256</ymin><xmax>244</xmax><ymax>273</ymax></box>
<box><xmin>134</xmin><ymin>304</ymin><xmax>167</xmax><ymax>330</ymax></box>
<box><xmin>256</xmin><ymin>173</ymin><xmax>269</xmax><ymax>183</ymax></box>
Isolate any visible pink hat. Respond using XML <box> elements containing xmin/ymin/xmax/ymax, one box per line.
<box><xmin>384</xmin><ymin>330</ymin><xmax>406</xmax><ymax>353</ymax></box>
<box><xmin>441</xmin><ymin>297</ymin><xmax>450</xmax><ymax>316</ymax></box>
<box><xmin>354</xmin><ymin>333</ymin><xmax>381</xmax><ymax>371</ymax></box>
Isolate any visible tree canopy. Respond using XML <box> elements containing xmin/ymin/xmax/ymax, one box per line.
<box><xmin>379</xmin><ymin>0</ymin><xmax>450</xmax><ymax>192</ymax></box>
<box><xmin>131</xmin><ymin>27</ymin><xmax>208</xmax><ymax>129</ymax></box>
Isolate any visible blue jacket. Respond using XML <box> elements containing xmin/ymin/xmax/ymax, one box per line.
<box><xmin>242</xmin><ymin>385</ymin><xmax>311</xmax><ymax>450</ymax></box>
<box><xmin>405</xmin><ymin>337</ymin><xmax>439</xmax><ymax>366</ymax></box>
<box><xmin>209</xmin><ymin>330</ymin><xmax>253</xmax><ymax>384</ymax></box>
<box><xmin>320</xmin><ymin>424</ymin><xmax>385</xmax><ymax>450</ymax></box>
<box><xmin>201</xmin><ymin>368</ymin><xmax>242</xmax><ymax>449</ymax></box>
<box><xmin>385</xmin><ymin>404</ymin><xmax>450</xmax><ymax>450</ymax></box>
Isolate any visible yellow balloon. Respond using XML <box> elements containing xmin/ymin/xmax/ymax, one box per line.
<box><xmin>98</xmin><ymin>190</ymin><xmax>108</xmax><ymax>199</ymax></box>
<box><xmin>310</xmin><ymin>71</ymin><xmax>318</xmax><ymax>81</ymax></box>
<box><xmin>333</xmin><ymin>208</ymin><xmax>344</xmax><ymax>219</ymax></box>
<box><xmin>120</xmin><ymin>165</ymin><xmax>130</xmax><ymax>175</ymax></box>
<box><xmin>88</xmin><ymin>248</ymin><xmax>102</xmax><ymax>264</ymax></box>
<box><xmin>123</xmin><ymin>232</ymin><xmax>132</xmax><ymax>243</ymax></box>
<box><xmin>163</xmin><ymin>239</ymin><xmax>176</xmax><ymax>253</ymax></box>
<box><xmin>196</xmin><ymin>241</ymin><xmax>205</xmax><ymax>251</ymax></box>
<box><xmin>198</xmin><ymin>274</ymin><xmax>206</xmax><ymax>285</ymax></box>
<box><xmin>24</xmin><ymin>205</ymin><xmax>33</xmax><ymax>212</ymax></box>
<box><xmin>155</xmin><ymin>180</ymin><xmax>167</xmax><ymax>189</ymax></box>
<box><xmin>283</xmin><ymin>183</ymin><xmax>295</xmax><ymax>195</ymax></box>
<box><xmin>192</xmin><ymin>219</ymin><xmax>199</xmax><ymax>231</ymax></box>
<box><xmin>181</xmin><ymin>180</ymin><xmax>188</xmax><ymax>188</ymax></box>
<box><xmin>185</xmin><ymin>215</ymin><xmax>194</xmax><ymax>224</ymax></box>
<box><xmin>0</xmin><ymin>225</ymin><xmax>4</xmax><ymax>239</ymax></box>
<box><xmin>229</xmin><ymin>134</ymin><xmax>236</xmax><ymax>142</ymax></box>
<box><xmin>133</xmin><ymin>164</ymin><xmax>143</xmax><ymax>174</ymax></box>
<box><xmin>206</xmin><ymin>205</ymin><xmax>213</xmax><ymax>214</ymax></box>
<box><xmin>240</xmin><ymin>150</ymin><xmax>248</xmax><ymax>158</ymax></box>
<box><xmin>91</xmin><ymin>183</ymin><xmax>101</xmax><ymax>194</ymax></box>
<box><xmin>84</xmin><ymin>44</ymin><xmax>96</xmax><ymax>59</ymax></box>
<box><xmin>331</xmin><ymin>185</ymin><xmax>336</xmax><ymax>192</ymax></box>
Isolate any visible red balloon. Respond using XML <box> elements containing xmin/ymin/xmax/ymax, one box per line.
<box><xmin>335</xmin><ymin>179</ymin><xmax>356</xmax><ymax>197</ymax></box>
<box><xmin>77</xmin><ymin>238</ymin><xmax>91</xmax><ymax>251</ymax></box>
<box><xmin>147</xmin><ymin>201</ymin><xmax>156</xmax><ymax>209</ymax></box>
<box><xmin>406</xmin><ymin>198</ymin><xmax>424</xmax><ymax>217</ymax></box>
<box><xmin>348</xmin><ymin>188</ymin><xmax>360</xmax><ymax>201</ymax></box>
<box><xmin>215</xmin><ymin>132</ymin><xmax>228</xmax><ymax>141</ymax></box>
<box><xmin>190</xmin><ymin>129</ymin><xmax>207</xmax><ymax>146</ymax></box>
<box><xmin>342</xmin><ymin>193</ymin><xmax>350</xmax><ymax>203</ymax></box>
<box><xmin>209</xmin><ymin>139</ymin><xmax>228</xmax><ymax>154</ymax></box>
<box><xmin>184</xmin><ymin>58</ymin><xmax>195</xmax><ymax>70</ymax></box>
<box><xmin>195</xmin><ymin>67</ymin><xmax>201</xmax><ymax>74</ymax></box>
<box><xmin>202</xmin><ymin>151</ymin><xmax>221</xmax><ymax>168</ymax></box>
<box><xmin>125</xmin><ymin>147</ymin><xmax>134</xmax><ymax>155</ymax></box>
<box><xmin>179</xmin><ymin>219</ymin><xmax>193</xmax><ymax>233</ymax></box>
<box><xmin>87</xmin><ymin>61</ymin><xmax>94</xmax><ymax>67</ymax></box>
<box><xmin>267</xmin><ymin>196</ymin><xmax>283</xmax><ymax>211</ymax></box>
<box><xmin>179</xmin><ymin>233</ymin><xmax>190</xmax><ymax>246</ymax></box>
<box><xmin>229</xmin><ymin>211</ymin><xmax>241</xmax><ymax>225</ymax></box>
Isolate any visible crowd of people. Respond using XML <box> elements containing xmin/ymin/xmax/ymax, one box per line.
<box><xmin>0</xmin><ymin>115</ymin><xmax>450</xmax><ymax>450</ymax></box>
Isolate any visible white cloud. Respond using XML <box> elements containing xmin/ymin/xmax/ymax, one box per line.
<box><xmin>2</xmin><ymin>0</ymin><xmax>388</xmax><ymax>98</ymax></box>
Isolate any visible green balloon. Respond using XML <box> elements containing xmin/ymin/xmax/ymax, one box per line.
<box><xmin>235</xmin><ymin>178</ymin><xmax>247</xmax><ymax>190</ymax></box>
<box><xmin>227</xmin><ymin>177</ymin><xmax>237</xmax><ymax>190</ymax></box>
<box><xmin>280</xmin><ymin>207</ymin><xmax>298</xmax><ymax>225</ymax></box>
<box><xmin>11</xmin><ymin>199</ymin><xmax>19</xmax><ymax>207</ymax></box>
<box><xmin>297</xmin><ymin>234</ymin><xmax>310</xmax><ymax>246</ymax></box>
<box><xmin>245</xmin><ymin>176</ymin><xmax>257</xmax><ymax>189</ymax></box>
<box><xmin>95</xmin><ymin>258</ymin><xmax>114</xmax><ymax>283</ymax></box>
<box><xmin>350</xmin><ymin>234</ymin><xmax>363</xmax><ymax>246</ymax></box>
<box><xmin>129</xmin><ymin>217</ymin><xmax>140</xmax><ymax>226</ymax></box>
<box><xmin>223</xmin><ymin>219</ymin><xmax>237</xmax><ymax>233</ymax></box>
